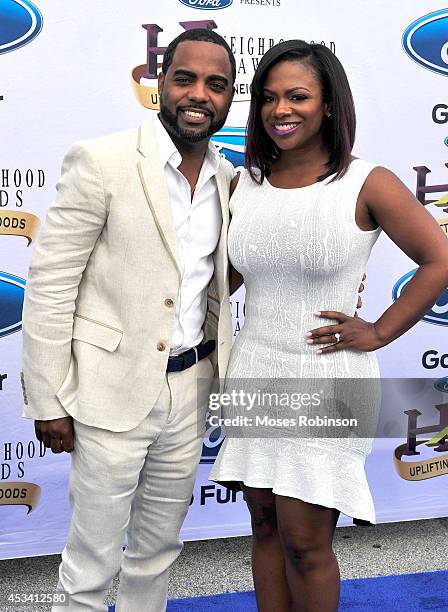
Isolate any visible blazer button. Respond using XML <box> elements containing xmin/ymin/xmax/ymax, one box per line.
<box><xmin>164</xmin><ymin>298</ymin><xmax>174</xmax><ymax>308</ymax></box>
<box><xmin>157</xmin><ymin>342</ymin><xmax>166</xmax><ymax>352</ymax></box>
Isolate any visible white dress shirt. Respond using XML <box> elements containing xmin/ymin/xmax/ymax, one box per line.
<box><xmin>154</xmin><ymin>116</ymin><xmax>222</xmax><ymax>355</ymax></box>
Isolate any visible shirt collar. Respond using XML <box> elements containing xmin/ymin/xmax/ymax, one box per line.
<box><xmin>154</xmin><ymin>114</ymin><xmax>221</xmax><ymax>175</ymax></box>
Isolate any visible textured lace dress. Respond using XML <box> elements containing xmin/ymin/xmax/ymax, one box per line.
<box><xmin>209</xmin><ymin>159</ymin><xmax>382</xmax><ymax>522</ymax></box>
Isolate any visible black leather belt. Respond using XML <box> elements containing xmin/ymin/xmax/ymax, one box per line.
<box><xmin>166</xmin><ymin>340</ymin><xmax>215</xmax><ymax>373</ymax></box>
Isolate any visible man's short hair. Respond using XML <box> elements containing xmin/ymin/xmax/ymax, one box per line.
<box><xmin>162</xmin><ymin>28</ymin><xmax>236</xmax><ymax>84</ymax></box>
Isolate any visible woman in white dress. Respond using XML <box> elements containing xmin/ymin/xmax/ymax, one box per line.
<box><xmin>209</xmin><ymin>40</ymin><xmax>448</xmax><ymax>611</ymax></box>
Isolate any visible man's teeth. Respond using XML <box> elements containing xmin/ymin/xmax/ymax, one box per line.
<box><xmin>184</xmin><ymin>110</ymin><xmax>206</xmax><ymax>118</ymax></box>
<box><xmin>274</xmin><ymin>123</ymin><xmax>299</xmax><ymax>131</ymax></box>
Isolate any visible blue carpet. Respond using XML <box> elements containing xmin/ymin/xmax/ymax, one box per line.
<box><xmin>108</xmin><ymin>569</ymin><xmax>448</xmax><ymax>611</ymax></box>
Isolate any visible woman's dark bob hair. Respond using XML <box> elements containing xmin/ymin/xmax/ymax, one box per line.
<box><xmin>245</xmin><ymin>39</ymin><xmax>356</xmax><ymax>184</ymax></box>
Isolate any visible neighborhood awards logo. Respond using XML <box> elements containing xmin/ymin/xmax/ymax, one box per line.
<box><xmin>0</xmin><ymin>166</ymin><xmax>41</xmax><ymax>338</ymax></box>
<box><xmin>131</xmin><ymin>20</ymin><xmax>333</xmax><ymax>107</ymax></box>
<box><xmin>0</xmin><ymin>435</ymin><xmax>44</xmax><ymax>513</ymax></box>
<box><xmin>0</xmin><ymin>0</ymin><xmax>43</xmax><ymax>55</ymax></box>
<box><xmin>0</xmin><ymin>482</ymin><xmax>41</xmax><ymax>513</ymax></box>
<box><xmin>394</xmin><ymin>401</ymin><xmax>448</xmax><ymax>481</ymax></box>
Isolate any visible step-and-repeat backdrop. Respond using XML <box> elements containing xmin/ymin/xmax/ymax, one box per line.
<box><xmin>1</xmin><ymin>0</ymin><xmax>447</xmax><ymax>558</ymax></box>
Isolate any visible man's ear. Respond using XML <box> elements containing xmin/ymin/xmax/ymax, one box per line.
<box><xmin>158</xmin><ymin>72</ymin><xmax>165</xmax><ymax>95</ymax></box>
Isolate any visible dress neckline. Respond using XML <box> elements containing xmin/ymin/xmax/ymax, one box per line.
<box><xmin>262</xmin><ymin>159</ymin><xmax>360</xmax><ymax>191</ymax></box>
<box><xmin>264</xmin><ymin>176</ymin><xmax>327</xmax><ymax>191</ymax></box>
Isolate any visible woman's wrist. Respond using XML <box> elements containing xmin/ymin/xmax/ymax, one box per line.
<box><xmin>372</xmin><ymin>321</ymin><xmax>394</xmax><ymax>348</ymax></box>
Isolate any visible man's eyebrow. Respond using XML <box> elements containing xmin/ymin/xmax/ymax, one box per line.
<box><xmin>173</xmin><ymin>68</ymin><xmax>197</xmax><ymax>78</ymax></box>
<box><xmin>207</xmin><ymin>74</ymin><xmax>230</xmax><ymax>86</ymax></box>
<box><xmin>172</xmin><ymin>69</ymin><xmax>229</xmax><ymax>87</ymax></box>
<box><xmin>172</xmin><ymin>69</ymin><xmax>197</xmax><ymax>78</ymax></box>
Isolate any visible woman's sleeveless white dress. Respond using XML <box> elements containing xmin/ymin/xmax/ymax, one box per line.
<box><xmin>209</xmin><ymin>160</ymin><xmax>382</xmax><ymax>523</ymax></box>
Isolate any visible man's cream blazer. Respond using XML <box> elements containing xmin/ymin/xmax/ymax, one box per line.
<box><xmin>21</xmin><ymin>119</ymin><xmax>233</xmax><ymax>432</ymax></box>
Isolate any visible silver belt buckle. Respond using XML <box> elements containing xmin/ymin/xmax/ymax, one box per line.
<box><xmin>193</xmin><ymin>346</ymin><xmax>199</xmax><ymax>364</ymax></box>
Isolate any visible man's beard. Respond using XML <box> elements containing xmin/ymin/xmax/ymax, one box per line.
<box><xmin>159</xmin><ymin>102</ymin><xmax>226</xmax><ymax>143</ymax></box>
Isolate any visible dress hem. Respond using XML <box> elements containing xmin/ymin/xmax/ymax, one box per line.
<box><xmin>209</xmin><ymin>473</ymin><xmax>376</xmax><ymax>524</ymax></box>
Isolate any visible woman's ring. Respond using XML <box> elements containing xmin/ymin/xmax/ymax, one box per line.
<box><xmin>334</xmin><ymin>332</ymin><xmax>341</xmax><ymax>343</ymax></box>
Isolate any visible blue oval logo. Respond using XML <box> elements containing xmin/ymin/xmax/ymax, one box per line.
<box><xmin>434</xmin><ymin>377</ymin><xmax>448</xmax><ymax>393</ymax></box>
<box><xmin>179</xmin><ymin>0</ymin><xmax>233</xmax><ymax>10</ymax></box>
<box><xmin>0</xmin><ymin>271</ymin><xmax>26</xmax><ymax>338</ymax></box>
<box><xmin>393</xmin><ymin>269</ymin><xmax>448</xmax><ymax>326</ymax></box>
<box><xmin>211</xmin><ymin>127</ymin><xmax>246</xmax><ymax>168</ymax></box>
<box><xmin>0</xmin><ymin>0</ymin><xmax>43</xmax><ymax>55</ymax></box>
<box><xmin>402</xmin><ymin>9</ymin><xmax>448</xmax><ymax>76</ymax></box>
<box><xmin>200</xmin><ymin>419</ymin><xmax>224</xmax><ymax>464</ymax></box>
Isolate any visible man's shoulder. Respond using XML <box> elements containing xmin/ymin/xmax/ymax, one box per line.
<box><xmin>72</xmin><ymin>125</ymin><xmax>140</xmax><ymax>160</ymax></box>
<box><xmin>217</xmin><ymin>156</ymin><xmax>236</xmax><ymax>181</ymax></box>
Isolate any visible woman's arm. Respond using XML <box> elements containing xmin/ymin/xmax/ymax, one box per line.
<box><xmin>230</xmin><ymin>266</ymin><xmax>244</xmax><ymax>295</ymax></box>
<box><xmin>230</xmin><ymin>172</ymin><xmax>240</xmax><ymax>196</ymax></box>
<box><xmin>363</xmin><ymin>167</ymin><xmax>448</xmax><ymax>342</ymax></box>
<box><xmin>229</xmin><ymin>173</ymin><xmax>244</xmax><ymax>295</ymax></box>
<box><xmin>307</xmin><ymin>167</ymin><xmax>448</xmax><ymax>353</ymax></box>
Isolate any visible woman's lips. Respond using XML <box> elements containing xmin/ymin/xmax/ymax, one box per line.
<box><xmin>270</xmin><ymin>122</ymin><xmax>302</xmax><ymax>136</ymax></box>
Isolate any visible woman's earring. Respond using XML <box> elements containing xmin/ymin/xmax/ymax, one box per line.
<box><xmin>325</xmin><ymin>110</ymin><xmax>332</xmax><ymax>118</ymax></box>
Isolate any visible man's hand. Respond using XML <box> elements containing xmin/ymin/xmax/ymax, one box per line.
<box><xmin>35</xmin><ymin>417</ymin><xmax>75</xmax><ymax>454</ymax></box>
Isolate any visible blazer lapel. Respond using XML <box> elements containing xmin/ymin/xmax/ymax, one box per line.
<box><xmin>213</xmin><ymin>166</ymin><xmax>231</xmax><ymax>300</ymax></box>
<box><xmin>137</xmin><ymin>120</ymin><xmax>181</xmax><ymax>276</ymax></box>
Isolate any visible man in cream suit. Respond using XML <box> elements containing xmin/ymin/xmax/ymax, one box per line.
<box><xmin>21</xmin><ymin>29</ymin><xmax>235</xmax><ymax>611</ymax></box>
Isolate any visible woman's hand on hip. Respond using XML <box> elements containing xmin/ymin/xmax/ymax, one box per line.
<box><xmin>305</xmin><ymin>311</ymin><xmax>385</xmax><ymax>354</ymax></box>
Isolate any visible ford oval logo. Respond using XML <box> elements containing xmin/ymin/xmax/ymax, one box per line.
<box><xmin>393</xmin><ymin>269</ymin><xmax>448</xmax><ymax>326</ymax></box>
<box><xmin>434</xmin><ymin>377</ymin><xmax>448</xmax><ymax>393</ymax></box>
<box><xmin>200</xmin><ymin>419</ymin><xmax>224</xmax><ymax>464</ymax></box>
<box><xmin>179</xmin><ymin>0</ymin><xmax>233</xmax><ymax>10</ymax></box>
<box><xmin>0</xmin><ymin>271</ymin><xmax>26</xmax><ymax>338</ymax></box>
<box><xmin>0</xmin><ymin>0</ymin><xmax>43</xmax><ymax>55</ymax></box>
<box><xmin>402</xmin><ymin>9</ymin><xmax>448</xmax><ymax>76</ymax></box>
<box><xmin>211</xmin><ymin>127</ymin><xmax>246</xmax><ymax>168</ymax></box>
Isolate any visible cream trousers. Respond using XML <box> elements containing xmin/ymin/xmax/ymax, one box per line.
<box><xmin>53</xmin><ymin>357</ymin><xmax>213</xmax><ymax>612</ymax></box>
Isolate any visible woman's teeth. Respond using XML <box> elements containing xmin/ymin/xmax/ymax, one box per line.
<box><xmin>273</xmin><ymin>122</ymin><xmax>300</xmax><ymax>132</ymax></box>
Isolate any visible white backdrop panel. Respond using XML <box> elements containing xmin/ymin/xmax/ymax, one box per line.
<box><xmin>0</xmin><ymin>0</ymin><xmax>447</xmax><ymax>558</ymax></box>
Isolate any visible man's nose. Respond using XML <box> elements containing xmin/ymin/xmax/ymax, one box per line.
<box><xmin>187</xmin><ymin>81</ymin><xmax>208</xmax><ymax>102</ymax></box>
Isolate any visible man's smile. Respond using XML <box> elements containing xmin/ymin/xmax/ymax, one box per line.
<box><xmin>179</xmin><ymin>107</ymin><xmax>212</xmax><ymax>124</ymax></box>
